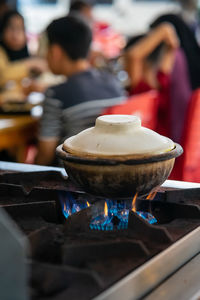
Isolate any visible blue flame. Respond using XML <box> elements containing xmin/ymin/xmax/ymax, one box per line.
<box><xmin>136</xmin><ymin>211</ymin><xmax>157</xmax><ymax>224</ymax></box>
<box><xmin>90</xmin><ymin>199</ymin><xmax>157</xmax><ymax>231</ymax></box>
<box><xmin>90</xmin><ymin>200</ymin><xmax>130</xmax><ymax>231</ymax></box>
<box><xmin>59</xmin><ymin>191</ymin><xmax>90</xmax><ymax>219</ymax></box>
<box><xmin>59</xmin><ymin>192</ymin><xmax>157</xmax><ymax>230</ymax></box>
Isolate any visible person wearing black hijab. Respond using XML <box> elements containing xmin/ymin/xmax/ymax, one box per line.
<box><xmin>0</xmin><ymin>9</ymin><xmax>46</xmax><ymax>87</ymax></box>
<box><xmin>0</xmin><ymin>10</ymin><xmax>29</xmax><ymax>60</ymax></box>
<box><xmin>151</xmin><ymin>14</ymin><xmax>200</xmax><ymax>90</ymax></box>
<box><xmin>151</xmin><ymin>14</ymin><xmax>195</xmax><ymax>143</ymax></box>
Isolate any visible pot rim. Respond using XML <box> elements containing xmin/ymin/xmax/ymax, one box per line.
<box><xmin>56</xmin><ymin>143</ymin><xmax>183</xmax><ymax>166</ymax></box>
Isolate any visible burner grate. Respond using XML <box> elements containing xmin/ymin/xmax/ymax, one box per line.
<box><xmin>0</xmin><ymin>170</ymin><xmax>199</xmax><ymax>299</ymax></box>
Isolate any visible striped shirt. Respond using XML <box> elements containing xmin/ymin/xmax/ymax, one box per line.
<box><xmin>39</xmin><ymin>68</ymin><xmax>125</xmax><ymax>141</ymax></box>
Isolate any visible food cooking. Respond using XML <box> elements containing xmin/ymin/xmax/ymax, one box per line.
<box><xmin>57</xmin><ymin>115</ymin><xmax>183</xmax><ymax>198</ymax></box>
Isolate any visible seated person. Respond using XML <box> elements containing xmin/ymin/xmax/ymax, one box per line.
<box><xmin>35</xmin><ymin>15</ymin><xmax>125</xmax><ymax>165</ymax></box>
<box><xmin>69</xmin><ymin>0</ymin><xmax>93</xmax><ymax>24</ymax></box>
<box><xmin>124</xmin><ymin>23</ymin><xmax>179</xmax><ymax>137</ymax></box>
<box><xmin>0</xmin><ymin>9</ymin><xmax>46</xmax><ymax>88</ymax></box>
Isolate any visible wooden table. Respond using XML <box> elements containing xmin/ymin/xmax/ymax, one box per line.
<box><xmin>0</xmin><ymin>114</ymin><xmax>39</xmax><ymax>162</ymax></box>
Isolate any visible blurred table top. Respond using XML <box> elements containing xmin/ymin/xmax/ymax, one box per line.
<box><xmin>0</xmin><ymin>114</ymin><xmax>38</xmax><ymax>129</ymax></box>
<box><xmin>0</xmin><ymin>114</ymin><xmax>39</xmax><ymax>162</ymax></box>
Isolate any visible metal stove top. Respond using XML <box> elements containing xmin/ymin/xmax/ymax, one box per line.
<box><xmin>0</xmin><ymin>161</ymin><xmax>199</xmax><ymax>300</ymax></box>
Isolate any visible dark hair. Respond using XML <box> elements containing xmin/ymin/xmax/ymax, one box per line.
<box><xmin>125</xmin><ymin>34</ymin><xmax>164</xmax><ymax>64</ymax></box>
<box><xmin>0</xmin><ymin>9</ymin><xmax>24</xmax><ymax>36</ymax></box>
<box><xmin>151</xmin><ymin>14</ymin><xmax>200</xmax><ymax>90</ymax></box>
<box><xmin>46</xmin><ymin>15</ymin><xmax>92</xmax><ymax>60</ymax></box>
<box><xmin>70</xmin><ymin>0</ymin><xmax>92</xmax><ymax>12</ymax></box>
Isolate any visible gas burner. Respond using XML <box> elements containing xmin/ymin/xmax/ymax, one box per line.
<box><xmin>59</xmin><ymin>191</ymin><xmax>158</xmax><ymax>231</ymax></box>
<box><xmin>90</xmin><ymin>200</ymin><xmax>130</xmax><ymax>230</ymax></box>
<box><xmin>0</xmin><ymin>166</ymin><xmax>199</xmax><ymax>300</ymax></box>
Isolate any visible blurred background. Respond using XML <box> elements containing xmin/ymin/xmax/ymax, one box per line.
<box><xmin>12</xmin><ymin>0</ymin><xmax>200</xmax><ymax>54</ymax></box>
<box><xmin>17</xmin><ymin>0</ymin><xmax>187</xmax><ymax>36</ymax></box>
<box><xmin>1</xmin><ymin>0</ymin><xmax>200</xmax><ymax>183</ymax></box>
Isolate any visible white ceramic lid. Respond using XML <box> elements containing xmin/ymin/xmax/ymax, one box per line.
<box><xmin>63</xmin><ymin>115</ymin><xmax>175</xmax><ymax>157</ymax></box>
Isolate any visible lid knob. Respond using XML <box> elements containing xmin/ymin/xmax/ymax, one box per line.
<box><xmin>95</xmin><ymin>115</ymin><xmax>141</xmax><ymax>133</ymax></box>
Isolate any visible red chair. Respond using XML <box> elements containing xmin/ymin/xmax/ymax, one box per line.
<box><xmin>102</xmin><ymin>90</ymin><xmax>160</xmax><ymax>130</ymax></box>
<box><xmin>170</xmin><ymin>89</ymin><xmax>200</xmax><ymax>182</ymax></box>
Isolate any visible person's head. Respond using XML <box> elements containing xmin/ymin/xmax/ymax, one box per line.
<box><xmin>46</xmin><ymin>15</ymin><xmax>92</xmax><ymax>75</ymax></box>
<box><xmin>177</xmin><ymin>0</ymin><xmax>198</xmax><ymax>10</ymax></box>
<box><xmin>69</xmin><ymin>1</ymin><xmax>93</xmax><ymax>22</ymax></box>
<box><xmin>0</xmin><ymin>10</ymin><xmax>26</xmax><ymax>51</ymax></box>
<box><xmin>125</xmin><ymin>34</ymin><xmax>164</xmax><ymax>67</ymax></box>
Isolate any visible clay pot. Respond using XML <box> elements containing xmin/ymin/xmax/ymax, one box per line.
<box><xmin>57</xmin><ymin>115</ymin><xmax>183</xmax><ymax>198</ymax></box>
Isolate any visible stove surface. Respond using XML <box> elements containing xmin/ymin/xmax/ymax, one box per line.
<box><xmin>0</xmin><ymin>163</ymin><xmax>200</xmax><ymax>300</ymax></box>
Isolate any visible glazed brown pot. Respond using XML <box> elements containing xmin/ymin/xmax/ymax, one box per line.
<box><xmin>56</xmin><ymin>143</ymin><xmax>183</xmax><ymax>198</ymax></box>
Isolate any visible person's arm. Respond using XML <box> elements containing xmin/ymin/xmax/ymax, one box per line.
<box><xmin>123</xmin><ymin>54</ymin><xmax>143</xmax><ymax>88</ymax></box>
<box><xmin>125</xmin><ymin>23</ymin><xmax>179</xmax><ymax>86</ymax></box>
<box><xmin>127</xmin><ymin>23</ymin><xmax>178</xmax><ymax>61</ymax></box>
<box><xmin>159</xmin><ymin>46</ymin><xmax>176</xmax><ymax>74</ymax></box>
<box><xmin>35</xmin><ymin>138</ymin><xmax>59</xmax><ymax>165</ymax></box>
<box><xmin>158</xmin><ymin>24</ymin><xmax>180</xmax><ymax>74</ymax></box>
<box><xmin>35</xmin><ymin>93</ymin><xmax>62</xmax><ymax>166</ymax></box>
<box><xmin>0</xmin><ymin>47</ymin><xmax>47</xmax><ymax>86</ymax></box>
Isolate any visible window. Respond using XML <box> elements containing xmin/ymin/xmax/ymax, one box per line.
<box><xmin>18</xmin><ymin>0</ymin><xmax>68</xmax><ymax>33</ymax></box>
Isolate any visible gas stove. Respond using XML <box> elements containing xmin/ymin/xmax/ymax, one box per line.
<box><xmin>0</xmin><ymin>162</ymin><xmax>200</xmax><ymax>300</ymax></box>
